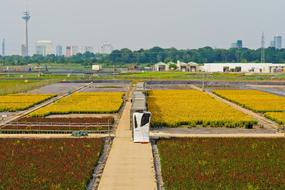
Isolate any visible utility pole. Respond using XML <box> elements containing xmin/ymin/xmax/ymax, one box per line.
<box><xmin>261</xmin><ymin>32</ymin><xmax>265</xmax><ymax>63</ymax></box>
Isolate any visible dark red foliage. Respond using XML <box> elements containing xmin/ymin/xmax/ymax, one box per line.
<box><xmin>158</xmin><ymin>138</ymin><xmax>285</xmax><ymax>190</ymax></box>
<box><xmin>0</xmin><ymin>138</ymin><xmax>104</xmax><ymax>190</ymax></box>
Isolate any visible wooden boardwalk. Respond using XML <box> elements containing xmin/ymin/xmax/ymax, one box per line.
<box><xmin>98</xmin><ymin>100</ymin><xmax>156</xmax><ymax>190</ymax></box>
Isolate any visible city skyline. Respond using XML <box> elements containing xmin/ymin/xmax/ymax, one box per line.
<box><xmin>0</xmin><ymin>0</ymin><xmax>285</xmax><ymax>55</ymax></box>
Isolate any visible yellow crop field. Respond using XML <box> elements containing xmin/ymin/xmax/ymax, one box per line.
<box><xmin>213</xmin><ymin>90</ymin><xmax>285</xmax><ymax>112</ymax></box>
<box><xmin>148</xmin><ymin>90</ymin><xmax>256</xmax><ymax>128</ymax></box>
<box><xmin>265</xmin><ymin>112</ymin><xmax>285</xmax><ymax>125</ymax></box>
<box><xmin>30</xmin><ymin>92</ymin><xmax>124</xmax><ymax>117</ymax></box>
<box><xmin>0</xmin><ymin>94</ymin><xmax>55</xmax><ymax>112</ymax></box>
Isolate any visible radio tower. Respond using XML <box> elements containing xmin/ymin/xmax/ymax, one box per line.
<box><xmin>22</xmin><ymin>11</ymin><xmax>31</xmax><ymax>56</ymax></box>
<box><xmin>261</xmin><ymin>32</ymin><xmax>265</xmax><ymax>63</ymax></box>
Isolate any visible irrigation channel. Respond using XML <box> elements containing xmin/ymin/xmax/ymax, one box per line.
<box><xmin>0</xmin><ymin>82</ymin><xmax>114</xmax><ymax>135</ymax></box>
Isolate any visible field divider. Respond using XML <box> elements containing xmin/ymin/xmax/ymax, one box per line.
<box><xmin>150</xmin><ymin>132</ymin><xmax>285</xmax><ymax>138</ymax></box>
<box><xmin>190</xmin><ymin>85</ymin><xmax>280</xmax><ymax>131</ymax></box>
<box><xmin>151</xmin><ymin>140</ymin><xmax>165</xmax><ymax>190</ymax></box>
<box><xmin>0</xmin><ymin>82</ymin><xmax>93</xmax><ymax>129</ymax></box>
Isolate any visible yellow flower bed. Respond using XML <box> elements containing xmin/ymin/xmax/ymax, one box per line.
<box><xmin>213</xmin><ymin>90</ymin><xmax>285</xmax><ymax>113</ymax></box>
<box><xmin>265</xmin><ymin>112</ymin><xmax>285</xmax><ymax>125</ymax></box>
<box><xmin>148</xmin><ymin>90</ymin><xmax>256</xmax><ymax>128</ymax></box>
<box><xmin>0</xmin><ymin>94</ymin><xmax>56</xmax><ymax>112</ymax></box>
<box><xmin>30</xmin><ymin>92</ymin><xmax>124</xmax><ymax>117</ymax></box>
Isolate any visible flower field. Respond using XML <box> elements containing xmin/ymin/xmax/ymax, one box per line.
<box><xmin>30</xmin><ymin>92</ymin><xmax>124</xmax><ymax>117</ymax></box>
<box><xmin>265</xmin><ymin>112</ymin><xmax>285</xmax><ymax>125</ymax></box>
<box><xmin>158</xmin><ymin>138</ymin><xmax>285</xmax><ymax>190</ymax></box>
<box><xmin>0</xmin><ymin>94</ymin><xmax>56</xmax><ymax>112</ymax></box>
<box><xmin>148</xmin><ymin>90</ymin><xmax>256</xmax><ymax>128</ymax></box>
<box><xmin>0</xmin><ymin>79</ymin><xmax>58</xmax><ymax>95</ymax></box>
<box><xmin>213</xmin><ymin>90</ymin><xmax>285</xmax><ymax>112</ymax></box>
<box><xmin>3</xmin><ymin>117</ymin><xmax>114</xmax><ymax>131</ymax></box>
<box><xmin>0</xmin><ymin>138</ymin><xmax>104</xmax><ymax>190</ymax></box>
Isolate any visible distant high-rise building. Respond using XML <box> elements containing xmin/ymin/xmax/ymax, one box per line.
<box><xmin>270</xmin><ymin>36</ymin><xmax>282</xmax><ymax>49</ymax></box>
<box><xmin>35</xmin><ymin>40</ymin><xmax>53</xmax><ymax>56</ymax></box>
<box><xmin>83</xmin><ymin>46</ymin><xmax>94</xmax><ymax>53</ymax></box>
<box><xmin>274</xmin><ymin>36</ymin><xmax>282</xmax><ymax>49</ymax></box>
<box><xmin>236</xmin><ymin>40</ymin><xmax>243</xmax><ymax>49</ymax></box>
<box><xmin>1</xmin><ymin>39</ymin><xmax>5</xmax><ymax>56</ymax></box>
<box><xmin>66</xmin><ymin>46</ymin><xmax>72</xmax><ymax>57</ymax></box>
<box><xmin>71</xmin><ymin>46</ymin><xmax>80</xmax><ymax>55</ymax></box>
<box><xmin>101</xmin><ymin>43</ymin><xmax>114</xmax><ymax>54</ymax></box>
<box><xmin>56</xmin><ymin>45</ymin><xmax>63</xmax><ymax>56</ymax></box>
<box><xmin>231</xmin><ymin>40</ymin><xmax>243</xmax><ymax>49</ymax></box>
<box><xmin>270</xmin><ymin>41</ymin><xmax>276</xmax><ymax>48</ymax></box>
<box><xmin>21</xmin><ymin>44</ymin><xmax>26</xmax><ymax>56</ymax></box>
<box><xmin>231</xmin><ymin>43</ymin><xmax>238</xmax><ymax>49</ymax></box>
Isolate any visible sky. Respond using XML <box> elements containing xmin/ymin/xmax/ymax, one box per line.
<box><xmin>0</xmin><ymin>0</ymin><xmax>285</xmax><ymax>55</ymax></box>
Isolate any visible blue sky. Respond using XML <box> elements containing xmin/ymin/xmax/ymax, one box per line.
<box><xmin>0</xmin><ymin>0</ymin><xmax>285</xmax><ymax>55</ymax></box>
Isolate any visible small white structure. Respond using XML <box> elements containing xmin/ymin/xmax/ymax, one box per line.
<box><xmin>203</xmin><ymin>63</ymin><xmax>285</xmax><ymax>73</ymax></box>
<box><xmin>132</xmin><ymin>112</ymin><xmax>152</xmax><ymax>143</ymax></box>
<box><xmin>131</xmin><ymin>84</ymin><xmax>151</xmax><ymax>143</ymax></box>
<box><xmin>153</xmin><ymin>62</ymin><xmax>170</xmax><ymax>72</ymax></box>
<box><xmin>92</xmin><ymin>64</ymin><xmax>102</xmax><ymax>71</ymax></box>
<box><xmin>176</xmin><ymin>61</ymin><xmax>201</xmax><ymax>72</ymax></box>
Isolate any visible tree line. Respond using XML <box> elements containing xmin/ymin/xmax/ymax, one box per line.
<box><xmin>1</xmin><ymin>46</ymin><xmax>285</xmax><ymax>66</ymax></box>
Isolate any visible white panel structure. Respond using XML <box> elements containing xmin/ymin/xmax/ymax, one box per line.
<box><xmin>133</xmin><ymin>112</ymin><xmax>151</xmax><ymax>143</ymax></box>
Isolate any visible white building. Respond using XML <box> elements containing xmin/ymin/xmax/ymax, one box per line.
<box><xmin>203</xmin><ymin>63</ymin><xmax>285</xmax><ymax>73</ymax></box>
<box><xmin>92</xmin><ymin>64</ymin><xmax>102</xmax><ymax>71</ymax></box>
<box><xmin>35</xmin><ymin>40</ymin><xmax>53</xmax><ymax>56</ymax></box>
<box><xmin>56</xmin><ymin>45</ymin><xmax>63</xmax><ymax>56</ymax></box>
<box><xmin>177</xmin><ymin>61</ymin><xmax>202</xmax><ymax>72</ymax></box>
<box><xmin>153</xmin><ymin>62</ymin><xmax>170</xmax><ymax>71</ymax></box>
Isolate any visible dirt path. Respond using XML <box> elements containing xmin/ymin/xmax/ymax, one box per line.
<box><xmin>191</xmin><ymin>85</ymin><xmax>280</xmax><ymax>130</ymax></box>
<box><xmin>97</xmin><ymin>93</ymin><xmax>156</xmax><ymax>190</ymax></box>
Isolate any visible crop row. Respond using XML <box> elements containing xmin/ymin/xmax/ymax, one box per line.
<box><xmin>213</xmin><ymin>90</ymin><xmax>285</xmax><ymax>113</ymax></box>
<box><xmin>158</xmin><ymin>138</ymin><xmax>285</xmax><ymax>190</ymax></box>
<box><xmin>30</xmin><ymin>92</ymin><xmax>124</xmax><ymax>117</ymax></box>
<box><xmin>3</xmin><ymin>117</ymin><xmax>114</xmax><ymax>131</ymax></box>
<box><xmin>148</xmin><ymin>90</ymin><xmax>256</xmax><ymax>128</ymax></box>
<box><xmin>0</xmin><ymin>94</ymin><xmax>56</xmax><ymax>112</ymax></box>
<box><xmin>0</xmin><ymin>138</ymin><xmax>104</xmax><ymax>190</ymax></box>
<box><xmin>264</xmin><ymin>112</ymin><xmax>285</xmax><ymax>125</ymax></box>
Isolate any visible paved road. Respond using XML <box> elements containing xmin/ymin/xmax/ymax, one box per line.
<box><xmin>98</xmin><ymin>96</ymin><xmax>156</xmax><ymax>190</ymax></box>
<box><xmin>246</xmin><ymin>85</ymin><xmax>285</xmax><ymax>97</ymax></box>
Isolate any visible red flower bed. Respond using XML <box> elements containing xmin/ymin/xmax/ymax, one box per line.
<box><xmin>3</xmin><ymin>117</ymin><xmax>114</xmax><ymax>131</ymax></box>
<box><xmin>158</xmin><ymin>138</ymin><xmax>285</xmax><ymax>190</ymax></box>
<box><xmin>0</xmin><ymin>138</ymin><xmax>104</xmax><ymax>190</ymax></box>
